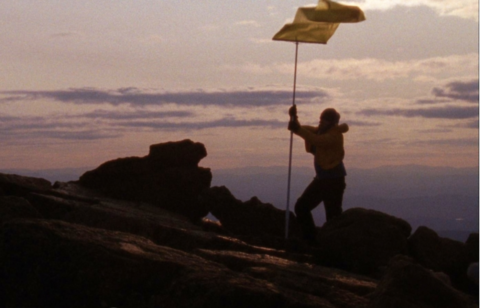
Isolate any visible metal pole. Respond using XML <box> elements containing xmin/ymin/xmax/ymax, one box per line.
<box><xmin>285</xmin><ymin>41</ymin><xmax>299</xmax><ymax>239</ymax></box>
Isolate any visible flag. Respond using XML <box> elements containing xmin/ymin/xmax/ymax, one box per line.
<box><xmin>272</xmin><ymin>0</ymin><xmax>366</xmax><ymax>44</ymax></box>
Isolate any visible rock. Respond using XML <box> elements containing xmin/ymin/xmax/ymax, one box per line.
<box><xmin>148</xmin><ymin>139</ymin><xmax>207</xmax><ymax>168</ymax></box>
<box><xmin>315</xmin><ymin>208</ymin><xmax>412</xmax><ymax>276</ymax></box>
<box><xmin>196</xmin><ymin>249</ymin><xmax>377</xmax><ymax>308</ymax></box>
<box><xmin>0</xmin><ymin>196</ymin><xmax>42</xmax><ymax>223</ymax></box>
<box><xmin>0</xmin><ymin>218</ymin><xmax>374</xmax><ymax>308</ymax></box>
<box><xmin>0</xmin><ymin>218</ymin><xmax>224</xmax><ymax>308</ymax></box>
<box><xmin>466</xmin><ymin>233</ymin><xmax>479</xmax><ymax>263</ymax></box>
<box><xmin>0</xmin><ymin>145</ymin><xmax>477</xmax><ymax>308</ymax></box>
<box><xmin>408</xmin><ymin>226</ymin><xmax>477</xmax><ymax>295</ymax></box>
<box><xmin>199</xmin><ymin>186</ymin><xmax>299</xmax><ymax>238</ymax></box>
<box><xmin>25</xmin><ymin>182</ymin><xmax>307</xmax><ymax>264</ymax></box>
<box><xmin>408</xmin><ymin>226</ymin><xmax>466</xmax><ymax>272</ymax></box>
<box><xmin>0</xmin><ymin>173</ymin><xmax>51</xmax><ymax>196</ymax></box>
<box><xmin>467</xmin><ymin>263</ymin><xmax>478</xmax><ymax>285</ymax></box>
<box><xmin>78</xmin><ymin>140</ymin><xmax>212</xmax><ymax>221</ymax></box>
<box><xmin>368</xmin><ymin>255</ymin><xmax>476</xmax><ymax>308</ymax></box>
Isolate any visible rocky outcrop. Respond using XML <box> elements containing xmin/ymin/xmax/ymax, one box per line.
<box><xmin>0</xmin><ymin>177</ymin><xmax>377</xmax><ymax>308</ymax></box>
<box><xmin>408</xmin><ymin>226</ymin><xmax>478</xmax><ymax>295</ymax></box>
<box><xmin>369</xmin><ymin>255</ymin><xmax>477</xmax><ymax>308</ymax></box>
<box><xmin>0</xmin><ymin>140</ymin><xmax>477</xmax><ymax>308</ymax></box>
<box><xmin>78</xmin><ymin>139</ymin><xmax>211</xmax><ymax>221</ymax></box>
<box><xmin>315</xmin><ymin>208</ymin><xmax>412</xmax><ymax>276</ymax></box>
<box><xmin>199</xmin><ymin>186</ymin><xmax>299</xmax><ymax>239</ymax></box>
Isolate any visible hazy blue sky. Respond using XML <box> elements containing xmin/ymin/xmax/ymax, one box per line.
<box><xmin>0</xmin><ymin>0</ymin><xmax>478</xmax><ymax>170</ymax></box>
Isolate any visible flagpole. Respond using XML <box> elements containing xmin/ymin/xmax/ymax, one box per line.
<box><xmin>285</xmin><ymin>41</ymin><xmax>299</xmax><ymax>240</ymax></box>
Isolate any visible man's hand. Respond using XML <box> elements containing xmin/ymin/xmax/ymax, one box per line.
<box><xmin>288</xmin><ymin>119</ymin><xmax>300</xmax><ymax>132</ymax></box>
<box><xmin>288</xmin><ymin>104</ymin><xmax>297</xmax><ymax>118</ymax></box>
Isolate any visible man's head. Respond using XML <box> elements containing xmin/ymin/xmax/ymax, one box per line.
<box><xmin>320</xmin><ymin>108</ymin><xmax>340</xmax><ymax>124</ymax></box>
<box><xmin>318</xmin><ymin>108</ymin><xmax>340</xmax><ymax>134</ymax></box>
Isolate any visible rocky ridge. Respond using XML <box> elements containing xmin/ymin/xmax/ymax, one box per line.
<box><xmin>0</xmin><ymin>139</ymin><xmax>478</xmax><ymax>308</ymax></box>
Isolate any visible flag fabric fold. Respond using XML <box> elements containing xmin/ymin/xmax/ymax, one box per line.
<box><xmin>272</xmin><ymin>0</ymin><xmax>365</xmax><ymax>44</ymax></box>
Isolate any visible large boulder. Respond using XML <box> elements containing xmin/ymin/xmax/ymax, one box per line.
<box><xmin>0</xmin><ymin>173</ymin><xmax>51</xmax><ymax>196</ymax></box>
<box><xmin>78</xmin><ymin>140</ymin><xmax>212</xmax><ymax>221</ymax></box>
<box><xmin>199</xmin><ymin>186</ymin><xmax>299</xmax><ymax>239</ymax></box>
<box><xmin>314</xmin><ymin>208</ymin><xmax>412</xmax><ymax>276</ymax></box>
<box><xmin>368</xmin><ymin>255</ymin><xmax>476</xmax><ymax>308</ymax></box>
<box><xmin>408</xmin><ymin>226</ymin><xmax>478</xmax><ymax>295</ymax></box>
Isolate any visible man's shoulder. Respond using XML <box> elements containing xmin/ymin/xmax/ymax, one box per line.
<box><xmin>335</xmin><ymin>123</ymin><xmax>349</xmax><ymax>133</ymax></box>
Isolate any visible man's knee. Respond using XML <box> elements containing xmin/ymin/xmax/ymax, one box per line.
<box><xmin>294</xmin><ymin>197</ymin><xmax>313</xmax><ymax>216</ymax></box>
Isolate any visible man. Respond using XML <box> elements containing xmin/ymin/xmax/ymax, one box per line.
<box><xmin>288</xmin><ymin>104</ymin><xmax>349</xmax><ymax>241</ymax></box>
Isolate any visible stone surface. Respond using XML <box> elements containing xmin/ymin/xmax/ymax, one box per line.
<box><xmin>0</xmin><ymin>218</ymin><xmax>223</xmax><ymax>308</ymax></box>
<box><xmin>0</xmin><ymin>196</ymin><xmax>42</xmax><ymax>223</ymax></box>
<box><xmin>0</xmin><ymin>173</ymin><xmax>51</xmax><ymax>196</ymax></box>
<box><xmin>24</xmin><ymin>182</ymin><xmax>311</xmax><ymax>263</ymax></box>
<box><xmin>0</xmin><ymin>218</ymin><xmax>377</xmax><ymax>308</ymax></box>
<box><xmin>408</xmin><ymin>226</ymin><xmax>477</xmax><ymax>295</ymax></box>
<box><xmin>368</xmin><ymin>255</ymin><xmax>476</xmax><ymax>308</ymax></box>
<box><xmin>315</xmin><ymin>208</ymin><xmax>412</xmax><ymax>276</ymax></box>
<box><xmin>78</xmin><ymin>140</ymin><xmax>212</xmax><ymax>221</ymax></box>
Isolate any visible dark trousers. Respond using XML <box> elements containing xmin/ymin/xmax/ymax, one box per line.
<box><xmin>294</xmin><ymin>177</ymin><xmax>346</xmax><ymax>240</ymax></box>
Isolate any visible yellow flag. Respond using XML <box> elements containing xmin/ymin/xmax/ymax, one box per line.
<box><xmin>272</xmin><ymin>0</ymin><xmax>365</xmax><ymax>44</ymax></box>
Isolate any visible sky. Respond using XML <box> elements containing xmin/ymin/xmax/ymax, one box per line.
<box><xmin>0</xmin><ymin>0</ymin><xmax>478</xmax><ymax>171</ymax></box>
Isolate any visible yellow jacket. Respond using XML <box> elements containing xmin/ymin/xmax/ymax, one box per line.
<box><xmin>294</xmin><ymin>123</ymin><xmax>349</xmax><ymax>170</ymax></box>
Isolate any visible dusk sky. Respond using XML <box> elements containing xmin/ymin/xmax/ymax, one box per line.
<box><xmin>1</xmin><ymin>0</ymin><xmax>478</xmax><ymax>171</ymax></box>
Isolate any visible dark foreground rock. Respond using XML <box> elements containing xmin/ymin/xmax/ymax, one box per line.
<box><xmin>315</xmin><ymin>208</ymin><xmax>412</xmax><ymax>276</ymax></box>
<box><xmin>0</xmin><ymin>210</ymin><xmax>376</xmax><ymax>308</ymax></box>
<box><xmin>0</xmin><ymin>173</ymin><xmax>51</xmax><ymax>196</ymax></box>
<box><xmin>408</xmin><ymin>226</ymin><xmax>478</xmax><ymax>295</ymax></box>
<box><xmin>0</xmin><ymin>140</ymin><xmax>477</xmax><ymax>308</ymax></box>
<box><xmin>369</xmin><ymin>255</ymin><xmax>477</xmax><ymax>308</ymax></box>
<box><xmin>0</xmin><ymin>196</ymin><xmax>42</xmax><ymax>223</ymax></box>
<box><xmin>78</xmin><ymin>139</ymin><xmax>212</xmax><ymax>221</ymax></box>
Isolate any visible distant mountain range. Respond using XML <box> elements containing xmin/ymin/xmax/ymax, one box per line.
<box><xmin>2</xmin><ymin>164</ymin><xmax>478</xmax><ymax>242</ymax></box>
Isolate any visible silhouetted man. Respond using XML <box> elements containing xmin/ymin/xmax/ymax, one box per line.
<box><xmin>288</xmin><ymin>105</ymin><xmax>348</xmax><ymax>241</ymax></box>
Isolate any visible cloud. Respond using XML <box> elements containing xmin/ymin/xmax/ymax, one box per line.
<box><xmin>289</xmin><ymin>54</ymin><xmax>478</xmax><ymax>81</ymax></box>
<box><xmin>347</xmin><ymin>120</ymin><xmax>382</xmax><ymax>127</ymax></box>
<box><xmin>0</xmin><ymin>88</ymin><xmax>328</xmax><ymax>108</ymax></box>
<box><xmin>78</xmin><ymin>109</ymin><xmax>194</xmax><ymax>120</ymax></box>
<box><xmin>213</xmin><ymin>54</ymin><xmax>477</xmax><ymax>82</ymax></box>
<box><xmin>460</xmin><ymin>119</ymin><xmax>479</xmax><ymax>129</ymax></box>
<box><xmin>0</xmin><ymin>125</ymin><xmax>121</xmax><ymax>141</ymax></box>
<box><xmin>0</xmin><ymin>109</ymin><xmax>288</xmax><ymax>143</ymax></box>
<box><xmin>346</xmin><ymin>0</ymin><xmax>478</xmax><ymax>20</ymax></box>
<box><xmin>50</xmin><ymin>31</ymin><xmax>83</xmax><ymax>39</ymax></box>
<box><xmin>432</xmin><ymin>79</ymin><xmax>479</xmax><ymax>103</ymax></box>
<box><xmin>29</xmin><ymin>130</ymin><xmax>122</xmax><ymax>141</ymax></box>
<box><xmin>407</xmin><ymin>137</ymin><xmax>479</xmax><ymax>147</ymax></box>
<box><xmin>116</xmin><ymin>117</ymin><xmax>285</xmax><ymax>130</ymax></box>
<box><xmin>358</xmin><ymin>105</ymin><xmax>479</xmax><ymax>119</ymax></box>
<box><xmin>235</xmin><ymin>20</ymin><xmax>261</xmax><ymax>27</ymax></box>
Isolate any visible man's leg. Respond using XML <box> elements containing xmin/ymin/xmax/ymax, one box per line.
<box><xmin>294</xmin><ymin>178</ymin><xmax>324</xmax><ymax>240</ymax></box>
<box><xmin>323</xmin><ymin>177</ymin><xmax>346</xmax><ymax>221</ymax></box>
